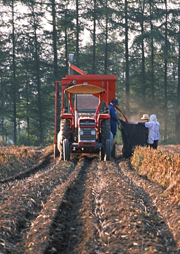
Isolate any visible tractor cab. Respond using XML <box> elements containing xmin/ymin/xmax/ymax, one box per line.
<box><xmin>74</xmin><ymin>94</ymin><xmax>107</xmax><ymax>122</ymax></box>
<box><xmin>75</xmin><ymin>94</ymin><xmax>99</xmax><ymax>115</ymax></box>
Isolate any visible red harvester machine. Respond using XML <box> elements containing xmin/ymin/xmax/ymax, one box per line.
<box><xmin>54</xmin><ymin>55</ymin><xmax>128</xmax><ymax>161</ymax></box>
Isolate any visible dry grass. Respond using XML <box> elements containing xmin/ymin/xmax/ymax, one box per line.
<box><xmin>130</xmin><ymin>146</ymin><xmax>180</xmax><ymax>205</ymax></box>
<box><xmin>0</xmin><ymin>145</ymin><xmax>48</xmax><ymax>179</ymax></box>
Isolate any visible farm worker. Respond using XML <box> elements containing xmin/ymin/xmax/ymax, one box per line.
<box><xmin>141</xmin><ymin>114</ymin><xmax>150</xmax><ymax>123</ymax></box>
<box><xmin>108</xmin><ymin>98</ymin><xmax>119</xmax><ymax>139</ymax></box>
<box><xmin>145</xmin><ymin>114</ymin><xmax>161</xmax><ymax>149</ymax></box>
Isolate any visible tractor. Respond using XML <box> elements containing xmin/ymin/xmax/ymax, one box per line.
<box><xmin>54</xmin><ymin>55</ymin><xmax>128</xmax><ymax>161</ymax></box>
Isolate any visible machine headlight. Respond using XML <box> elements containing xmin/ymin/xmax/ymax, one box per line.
<box><xmin>91</xmin><ymin>130</ymin><xmax>96</xmax><ymax>135</ymax></box>
<box><xmin>79</xmin><ymin>130</ymin><xmax>83</xmax><ymax>135</ymax></box>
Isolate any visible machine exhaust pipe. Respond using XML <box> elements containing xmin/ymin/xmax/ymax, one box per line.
<box><xmin>68</xmin><ymin>54</ymin><xmax>74</xmax><ymax>75</ymax></box>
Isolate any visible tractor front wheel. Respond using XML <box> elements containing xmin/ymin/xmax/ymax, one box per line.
<box><xmin>63</xmin><ymin>139</ymin><xmax>70</xmax><ymax>161</ymax></box>
<box><xmin>58</xmin><ymin>119</ymin><xmax>71</xmax><ymax>160</ymax></box>
<box><xmin>54</xmin><ymin>144</ymin><xmax>60</xmax><ymax>159</ymax></box>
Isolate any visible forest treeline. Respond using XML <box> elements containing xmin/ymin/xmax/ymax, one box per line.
<box><xmin>0</xmin><ymin>0</ymin><xmax>180</xmax><ymax>146</ymax></box>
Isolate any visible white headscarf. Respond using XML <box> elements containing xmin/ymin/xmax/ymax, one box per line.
<box><xmin>150</xmin><ymin>114</ymin><xmax>159</xmax><ymax>125</ymax></box>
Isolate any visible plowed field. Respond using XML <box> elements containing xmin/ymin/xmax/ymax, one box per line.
<box><xmin>0</xmin><ymin>145</ymin><xmax>180</xmax><ymax>254</ymax></box>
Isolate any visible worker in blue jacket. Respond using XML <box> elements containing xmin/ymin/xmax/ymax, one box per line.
<box><xmin>108</xmin><ymin>98</ymin><xmax>119</xmax><ymax>139</ymax></box>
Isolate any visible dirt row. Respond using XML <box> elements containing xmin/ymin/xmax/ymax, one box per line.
<box><xmin>24</xmin><ymin>157</ymin><xmax>85</xmax><ymax>253</ymax></box>
<box><xmin>119</xmin><ymin>159</ymin><xmax>180</xmax><ymax>250</ymax></box>
<box><xmin>0</xmin><ymin>156</ymin><xmax>76</xmax><ymax>254</ymax></box>
<box><xmin>1</xmin><ymin>146</ymin><xmax>180</xmax><ymax>253</ymax></box>
<box><xmin>41</xmin><ymin>155</ymin><xmax>179</xmax><ymax>254</ymax></box>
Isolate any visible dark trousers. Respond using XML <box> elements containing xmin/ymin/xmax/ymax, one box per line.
<box><xmin>150</xmin><ymin>140</ymin><xmax>158</xmax><ymax>149</ymax></box>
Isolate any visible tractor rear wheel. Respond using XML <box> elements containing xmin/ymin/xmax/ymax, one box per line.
<box><xmin>63</xmin><ymin>139</ymin><xmax>70</xmax><ymax>161</ymax></box>
<box><xmin>100</xmin><ymin>119</ymin><xmax>111</xmax><ymax>161</ymax></box>
<box><xmin>59</xmin><ymin>119</ymin><xmax>71</xmax><ymax>160</ymax></box>
<box><xmin>111</xmin><ymin>143</ymin><xmax>115</xmax><ymax>158</ymax></box>
<box><xmin>99</xmin><ymin>149</ymin><xmax>104</xmax><ymax>161</ymax></box>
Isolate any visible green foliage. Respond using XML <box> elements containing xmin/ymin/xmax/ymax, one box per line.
<box><xmin>17</xmin><ymin>132</ymin><xmax>54</xmax><ymax>146</ymax></box>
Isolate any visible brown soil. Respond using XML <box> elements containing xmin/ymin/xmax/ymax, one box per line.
<box><xmin>0</xmin><ymin>145</ymin><xmax>180</xmax><ymax>253</ymax></box>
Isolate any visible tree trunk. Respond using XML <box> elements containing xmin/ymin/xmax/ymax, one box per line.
<box><xmin>12</xmin><ymin>0</ymin><xmax>17</xmax><ymax>144</ymax></box>
<box><xmin>125</xmin><ymin>0</ymin><xmax>130</xmax><ymax>116</ymax></box>
<box><xmin>175</xmin><ymin>25</ymin><xmax>180</xmax><ymax>141</ymax></box>
<box><xmin>65</xmin><ymin>9</ymin><xmax>68</xmax><ymax>74</ymax></box>
<box><xmin>0</xmin><ymin>74</ymin><xmax>4</xmax><ymax>141</ymax></box>
<box><xmin>141</xmin><ymin>21</ymin><xmax>146</xmax><ymax>106</ymax></box>
<box><xmin>1</xmin><ymin>117</ymin><xmax>4</xmax><ymax>141</ymax></box>
<box><xmin>104</xmin><ymin>0</ymin><xmax>108</xmax><ymax>75</ymax></box>
<box><xmin>33</xmin><ymin>8</ymin><xmax>43</xmax><ymax>144</ymax></box>
<box><xmin>138</xmin><ymin>0</ymin><xmax>145</xmax><ymax>107</ymax></box>
<box><xmin>149</xmin><ymin>0</ymin><xmax>154</xmax><ymax>104</ymax></box>
<box><xmin>164</xmin><ymin>0</ymin><xmax>168</xmax><ymax>141</ymax></box>
<box><xmin>92</xmin><ymin>0</ymin><xmax>96</xmax><ymax>74</ymax></box>
<box><xmin>76</xmin><ymin>0</ymin><xmax>79</xmax><ymax>66</ymax></box>
<box><xmin>52</xmin><ymin>0</ymin><xmax>58</xmax><ymax>80</ymax></box>
<box><xmin>25</xmin><ymin>73</ymin><xmax>30</xmax><ymax>139</ymax></box>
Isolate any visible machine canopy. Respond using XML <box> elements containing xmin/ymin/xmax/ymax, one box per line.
<box><xmin>64</xmin><ymin>84</ymin><xmax>106</xmax><ymax>94</ymax></box>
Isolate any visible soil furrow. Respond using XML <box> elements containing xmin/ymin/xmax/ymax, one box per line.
<box><xmin>119</xmin><ymin>159</ymin><xmax>180</xmax><ymax>252</ymax></box>
<box><xmin>22</xmin><ymin>157</ymin><xmax>85</xmax><ymax>254</ymax></box>
<box><xmin>1</xmin><ymin>146</ymin><xmax>180</xmax><ymax>254</ymax></box>
<box><xmin>0</xmin><ymin>159</ymin><xmax>75</xmax><ymax>254</ymax></box>
<box><xmin>82</xmin><ymin>159</ymin><xmax>176</xmax><ymax>253</ymax></box>
<box><xmin>43</xmin><ymin>156</ymin><xmax>96</xmax><ymax>254</ymax></box>
<box><xmin>43</xmin><ymin>156</ymin><xmax>178</xmax><ymax>254</ymax></box>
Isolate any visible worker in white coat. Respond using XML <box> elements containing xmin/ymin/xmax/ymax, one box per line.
<box><xmin>145</xmin><ymin>114</ymin><xmax>161</xmax><ymax>149</ymax></box>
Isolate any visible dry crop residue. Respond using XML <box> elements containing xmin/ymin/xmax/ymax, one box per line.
<box><xmin>0</xmin><ymin>145</ymin><xmax>180</xmax><ymax>253</ymax></box>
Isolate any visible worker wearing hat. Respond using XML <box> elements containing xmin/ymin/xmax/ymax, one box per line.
<box><xmin>137</xmin><ymin>114</ymin><xmax>161</xmax><ymax>149</ymax></box>
<box><xmin>141</xmin><ymin>114</ymin><xmax>150</xmax><ymax>122</ymax></box>
<box><xmin>108</xmin><ymin>98</ymin><xmax>119</xmax><ymax>139</ymax></box>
